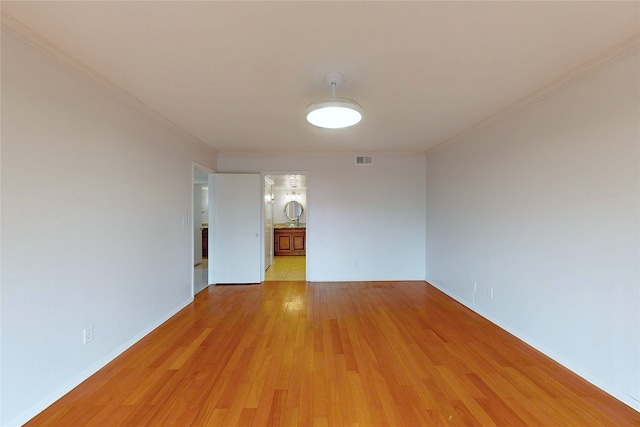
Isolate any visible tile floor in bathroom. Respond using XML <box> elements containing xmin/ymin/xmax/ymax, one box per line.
<box><xmin>265</xmin><ymin>256</ymin><xmax>306</xmax><ymax>281</ymax></box>
<box><xmin>195</xmin><ymin>256</ymin><xmax>305</xmax><ymax>287</ymax></box>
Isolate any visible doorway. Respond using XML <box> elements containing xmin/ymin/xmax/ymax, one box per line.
<box><xmin>264</xmin><ymin>173</ymin><xmax>307</xmax><ymax>281</ymax></box>
<box><xmin>193</xmin><ymin>165</ymin><xmax>212</xmax><ymax>295</ymax></box>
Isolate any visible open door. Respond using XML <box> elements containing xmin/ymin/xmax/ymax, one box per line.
<box><xmin>208</xmin><ymin>173</ymin><xmax>262</xmax><ymax>284</ymax></box>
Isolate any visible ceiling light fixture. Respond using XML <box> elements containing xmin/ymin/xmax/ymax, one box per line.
<box><xmin>306</xmin><ymin>72</ymin><xmax>362</xmax><ymax>129</ymax></box>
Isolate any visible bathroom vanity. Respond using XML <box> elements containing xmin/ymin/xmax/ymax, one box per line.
<box><xmin>274</xmin><ymin>200</ymin><xmax>306</xmax><ymax>255</ymax></box>
<box><xmin>274</xmin><ymin>226</ymin><xmax>306</xmax><ymax>256</ymax></box>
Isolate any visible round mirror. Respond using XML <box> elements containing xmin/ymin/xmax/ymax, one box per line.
<box><xmin>284</xmin><ymin>201</ymin><xmax>304</xmax><ymax>221</ymax></box>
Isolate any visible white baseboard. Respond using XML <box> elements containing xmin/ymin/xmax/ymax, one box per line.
<box><xmin>4</xmin><ymin>298</ymin><xmax>193</xmax><ymax>427</ymax></box>
<box><xmin>426</xmin><ymin>280</ymin><xmax>640</xmax><ymax>413</ymax></box>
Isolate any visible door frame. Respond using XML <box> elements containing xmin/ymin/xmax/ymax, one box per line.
<box><xmin>261</xmin><ymin>171</ymin><xmax>309</xmax><ymax>282</ymax></box>
<box><xmin>264</xmin><ymin>176</ymin><xmax>275</xmax><ymax>273</ymax></box>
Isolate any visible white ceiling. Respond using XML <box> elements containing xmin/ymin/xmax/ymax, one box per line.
<box><xmin>2</xmin><ymin>1</ymin><xmax>639</xmax><ymax>154</ymax></box>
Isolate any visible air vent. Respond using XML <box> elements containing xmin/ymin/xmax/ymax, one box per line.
<box><xmin>355</xmin><ymin>156</ymin><xmax>373</xmax><ymax>165</ymax></box>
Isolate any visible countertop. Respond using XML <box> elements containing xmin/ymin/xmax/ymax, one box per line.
<box><xmin>274</xmin><ymin>223</ymin><xmax>306</xmax><ymax>229</ymax></box>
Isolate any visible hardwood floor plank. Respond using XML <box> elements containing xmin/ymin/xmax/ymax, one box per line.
<box><xmin>169</xmin><ymin>328</ymin><xmax>212</xmax><ymax>370</ymax></box>
<box><xmin>122</xmin><ymin>368</ymin><xmax>176</xmax><ymax>406</ymax></box>
<box><xmin>218</xmin><ymin>380</ymin><xmax>252</xmax><ymax>426</ymax></box>
<box><xmin>238</xmin><ymin>407</ymin><xmax>257</xmax><ymax>426</ymax></box>
<box><xmin>252</xmin><ymin>355</ymin><xmax>284</xmax><ymax>426</ymax></box>
<box><xmin>282</xmin><ymin>407</ymin><xmax>299</xmax><ymax>427</ymax></box>
<box><xmin>466</xmin><ymin>372</ymin><xmax>530</xmax><ymax>426</ymax></box>
<box><xmin>297</xmin><ymin>371</ymin><xmax>314</xmax><ymax>427</ymax></box>
<box><xmin>51</xmin><ymin>405</ymin><xmax>105</xmax><ymax>426</ymax></box>
<box><xmin>24</xmin><ymin>281</ymin><xmax>640</xmax><ymax>426</ymax></box>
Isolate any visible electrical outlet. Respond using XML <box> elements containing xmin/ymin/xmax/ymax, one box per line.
<box><xmin>473</xmin><ymin>282</ymin><xmax>477</xmax><ymax>291</ymax></box>
<box><xmin>83</xmin><ymin>325</ymin><xmax>94</xmax><ymax>344</ymax></box>
<box><xmin>488</xmin><ymin>287</ymin><xmax>494</xmax><ymax>299</ymax></box>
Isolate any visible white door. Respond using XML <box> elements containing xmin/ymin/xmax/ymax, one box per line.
<box><xmin>209</xmin><ymin>173</ymin><xmax>262</xmax><ymax>284</ymax></box>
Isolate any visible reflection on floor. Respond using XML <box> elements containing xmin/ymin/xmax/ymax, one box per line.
<box><xmin>265</xmin><ymin>256</ymin><xmax>306</xmax><ymax>281</ymax></box>
<box><xmin>194</xmin><ymin>258</ymin><xmax>209</xmax><ymax>294</ymax></box>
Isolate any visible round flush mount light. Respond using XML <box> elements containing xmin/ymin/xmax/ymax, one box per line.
<box><xmin>306</xmin><ymin>72</ymin><xmax>362</xmax><ymax>129</ymax></box>
<box><xmin>306</xmin><ymin>100</ymin><xmax>363</xmax><ymax>129</ymax></box>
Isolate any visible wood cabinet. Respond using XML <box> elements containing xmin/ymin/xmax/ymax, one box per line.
<box><xmin>274</xmin><ymin>228</ymin><xmax>306</xmax><ymax>256</ymax></box>
<box><xmin>202</xmin><ymin>228</ymin><xmax>208</xmax><ymax>258</ymax></box>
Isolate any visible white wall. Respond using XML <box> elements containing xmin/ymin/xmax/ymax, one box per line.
<box><xmin>1</xmin><ymin>33</ymin><xmax>217</xmax><ymax>425</ymax></box>
<box><xmin>425</xmin><ymin>52</ymin><xmax>639</xmax><ymax>410</ymax></box>
<box><xmin>218</xmin><ymin>154</ymin><xmax>427</xmax><ymax>282</ymax></box>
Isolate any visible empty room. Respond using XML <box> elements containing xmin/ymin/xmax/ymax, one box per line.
<box><xmin>1</xmin><ymin>2</ymin><xmax>639</xmax><ymax>426</ymax></box>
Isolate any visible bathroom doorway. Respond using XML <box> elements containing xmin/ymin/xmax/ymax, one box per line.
<box><xmin>193</xmin><ymin>165</ymin><xmax>212</xmax><ymax>295</ymax></box>
<box><xmin>264</xmin><ymin>173</ymin><xmax>307</xmax><ymax>281</ymax></box>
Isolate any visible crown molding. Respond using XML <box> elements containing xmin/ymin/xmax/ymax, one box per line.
<box><xmin>426</xmin><ymin>33</ymin><xmax>640</xmax><ymax>157</ymax></box>
<box><xmin>217</xmin><ymin>151</ymin><xmax>426</xmax><ymax>157</ymax></box>
<box><xmin>1</xmin><ymin>12</ymin><xmax>217</xmax><ymax>156</ymax></box>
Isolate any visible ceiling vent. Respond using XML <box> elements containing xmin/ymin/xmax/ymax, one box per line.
<box><xmin>355</xmin><ymin>156</ymin><xmax>373</xmax><ymax>165</ymax></box>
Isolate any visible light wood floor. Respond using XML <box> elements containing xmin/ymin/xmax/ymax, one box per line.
<box><xmin>265</xmin><ymin>256</ymin><xmax>306</xmax><ymax>281</ymax></box>
<box><xmin>26</xmin><ymin>281</ymin><xmax>639</xmax><ymax>426</ymax></box>
<box><xmin>194</xmin><ymin>258</ymin><xmax>208</xmax><ymax>269</ymax></box>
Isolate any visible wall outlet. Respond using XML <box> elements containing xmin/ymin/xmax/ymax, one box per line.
<box><xmin>83</xmin><ymin>325</ymin><xmax>94</xmax><ymax>344</ymax></box>
<box><xmin>473</xmin><ymin>282</ymin><xmax>477</xmax><ymax>291</ymax></box>
<box><xmin>487</xmin><ymin>287</ymin><xmax>494</xmax><ymax>299</ymax></box>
